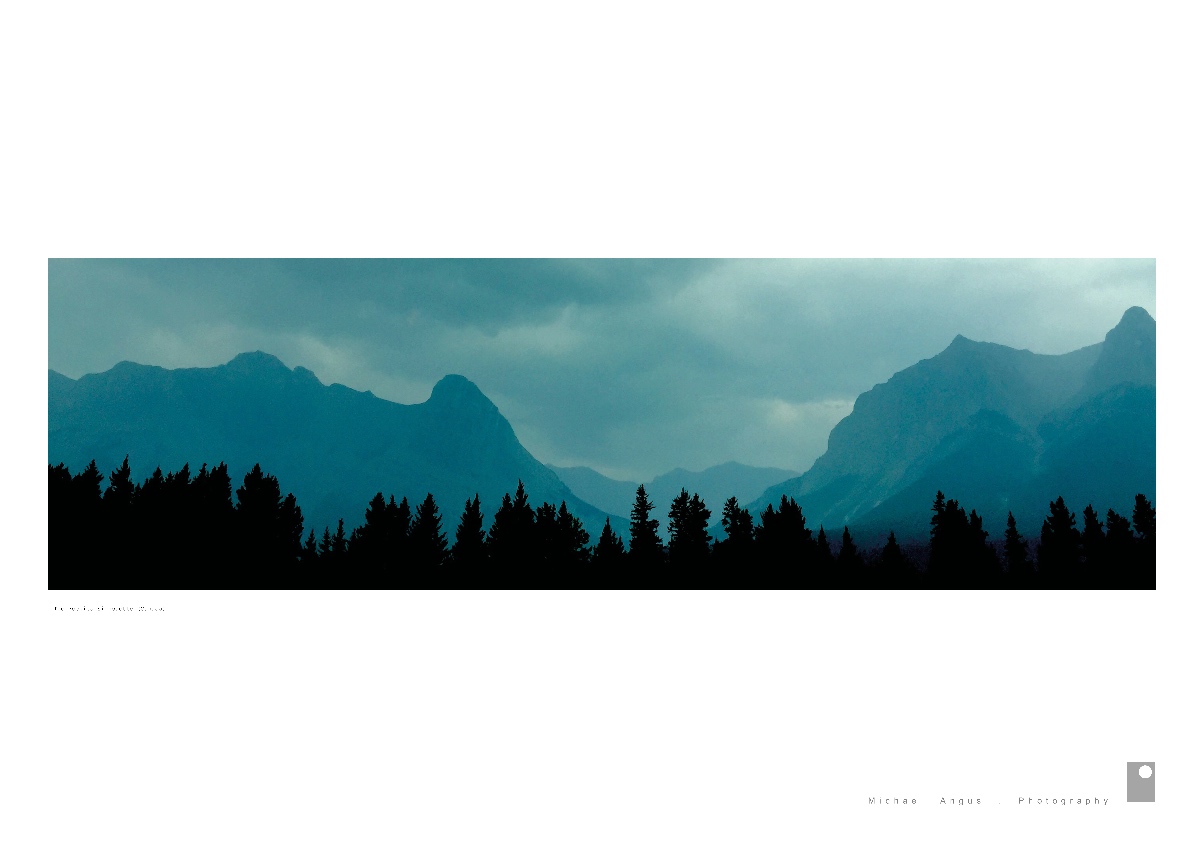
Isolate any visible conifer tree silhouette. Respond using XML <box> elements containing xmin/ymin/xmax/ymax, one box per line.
<box><xmin>72</xmin><ymin>460</ymin><xmax>105</xmax><ymax>578</ymax></box>
<box><xmin>1132</xmin><ymin>494</ymin><xmax>1155</xmax><ymax>542</ymax></box>
<box><xmin>534</xmin><ymin>501</ymin><xmax>590</xmax><ymax>569</ymax></box>
<box><xmin>410</xmin><ymin>493</ymin><xmax>448</xmax><ymax>568</ymax></box>
<box><xmin>716</xmin><ymin>496</ymin><xmax>754</xmax><ymax>566</ymax></box>
<box><xmin>928</xmin><ymin>493</ymin><xmax>996</xmax><ymax>588</ymax></box>
<box><xmin>1131</xmin><ymin>493</ymin><xmax>1155</xmax><ymax>588</ymax></box>
<box><xmin>300</xmin><ymin>529</ymin><xmax>319</xmax><ymax>570</ymax></box>
<box><xmin>451</xmin><ymin>494</ymin><xmax>487</xmax><ymax>570</ymax></box>
<box><xmin>385</xmin><ymin>495</ymin><xmax>411</xmax><ymax>567</ymax></box>
<box><xmin>1080</xmin><ymin>505</ymin><xmax>1106</xmax><ymax>588</ymax></box>
<box><xmin>877</xmin><ymin>531</ymin><xmax>912</xmax><ymax>589</ymax></box>
<box><xmin>1003</xmin><ymin>511</ymin><xmax>1032</xmax><ymax>587</ymax></box>
<box><xmin>235</xmin><ymin>463</ymin><xmax>281</xmax><ymax>572</ymax></box>
<box><xmin>967</xmin><ymin>508</ymin><xmax>999</xmax><ymax>588</ymax></box>
<box><xmin>331</xmin><ymin>519</ymin><xmax>348</xmax><ymax>563</ymax></box>
<box><xmin>836</xmin><ymin>526</ymin><xmax>864</xmax><ymax>585</ymax></box>
<box><xmin>593</xmin><ymin>517</ymin><xmax>627</xmax><ymax>568</ymax></box>
<box><xmin>486</xmin><ymin>493</ymin><xmax>515</xmax><ymax>561</ymax></box>
<box><xmin>1038</xmin><ymin>497</ymin><xmax>1081</xmax><ymax>588</ymax></box>
<box><xmin>104</xmin><ymin>455</ymin><xmax>136</xmax><ymax>513</ymax></box>
<box><xmin>102</xmin><ymin>456</ymin><xmax>137</xmax><ymax>583</ymax></box>
<box><xmin>351</xmin><ymin>492</ymin><xmax>390</xmax><ymax>563</ymax></box>
<box><xmin>159</xmin><ymin>462</ymin><xmax>197</xmax><ymax>582</ymax></box>
<box><xmin>628</xmin><ymin>484</ymin><xmax>664</xmax><ymax>571</ymax></box>
<box><xmin>535</xmin><ymin>501</ymin><xmax>559</xmax><ymax>563</ymax></box>
<box><xmin>48</xmin><ymin>462</ymin><xmax>78</xmax><ymax>587</ymax></box>
<box><xmin>194</xmin><ymin>462</ymin><xmax>234</xmax><ymax>573</ymax></box>
<box><xmin>280</xmin><ymin>493</ymin><xmax>305</xmax><ymax>569</ymax></box>
<box><xmin>1103</xmin><ymin>508</ymin><xmax>1133</xmax><ymax>588</ymax></box>
<box><xmin>46</xmin><ymin>450</ymin><xmax>1151</xmax><ymax>592</ymax></box>
<box><xmin>814</xmin><ymin>526</ymin><xmax>834</xmax><ymax>573</ymax></box>
<box><xmin>667</xmin><ymin>488</ymin><xmax>711</xmax><ymax>568</ymax></box>
<box><xmin>755</xmin><ymin>496</ymin><xmax>816</xmax><ymax>584</ymax></box>
<box><xmin>73</xmin><ymin>459</ymin><xmax>105</xmax><ymax>504</ymax></box>
<box><xmin>135</xmin><ymin>467</ymin><xmax>167</xmax><ymax>577</ymax></box>
<box><xmin>487</xmin><ymin>482</ymin><xmax>536</xmax><ymax>566</ymax></box>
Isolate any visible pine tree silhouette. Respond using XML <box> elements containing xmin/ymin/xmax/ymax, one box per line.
<box><xmin>102</xmin><ymin>456</ymin><xmax>137</xmax><ymax>583</ymax></box>
<box><xmin>1003</xmin><ymin>511</ymin><xmax>1032</xmax><ymax>587</ymax></box>
<box><xmin>384</xmin><ymin>495</ymin><xmax>412</xmax><ymax>568</ymax></box>
<box><xmin>280</xmin><ymin>493</ymin><xmax>305</xmax><ymax>573</ymax></box>
<box><xmin>1132</xmin><ymin>493</ymin><xmax>1155</xmax><ymax>542</ymax></box>
<box><xmin>593</xmin><ymin>517</ymin><xmax>627</xmax><ymax>569</ymax></box>
<box><xmin>1080</xmin><ymin>505</ymin><xmax>1106</xmax><ymax>588</ymax></box>
<box><xmin>1131</xmin><ymin>493</ymin><xmax>1155</xmax><ymax>588</ymax></box>
<box><xmin>814</xmin><ymin>526</ymin><xmax>835</xmax><ymax>574</ymax></box>
<box><xmin>877</xmin><ymin>531</ymin><xmax>912</xmax><ymax>589</ymax></box>
<box><xmin>535</xmin><ymin>501</ymin><xmax>590</xmax><ymax>570</ymax></box>
<box><xmin>628</xmin><ymin>484</ymin><xmax>664</xmax><ymax>573</ymax></box>
<box><xmin>234</xmin><ymin>463</ymin><xmax>284</xmax><ymax>582</ymax></box>
<box><xmin>1104</xmin><ymin>508</ymin><xmax>1134</xmax><ymax>588</ymax></box>
<box><xmin>667</xmin><ymin>488</ymin><xmax>711</xmax><ymax>569</ymax></box>
<box><xmin>929</xmin><ymin>493</ymin><xmax>996</xmax><ymax>588</ymax></box>
<box><xmin>755</xmin><ymin>496</ymin><xmax>815</xmax><ymax>585</ymax></box>
<box><xmin>48</xmin><ymin>463</ymin><xmax>77</xmax><ymax>587</ymax></box>
<box><xmin>715</xmin><ymin>496</ymin><xmax>754</xmax><ymax>567</ymax></box>
<box><xmin>46</xmin><ymin>448</ymin><xmax>1151</xmax><ymax>592</ymax></box>
<box><xmin>73</xmin><ymin>461</ymin><xmax>105</xmax><ymax>581</ymax></box>
<box><xmin>351</xmin><ymin>492</ymin><xmax>390</xmax><ymax>563</ymax></box>
<box><xmin>300</xmin><ymin>529</ymin><xmax>319</xmax><ymax>573</ymax></box>
<box><xmin>451</xmin><ymin>494</ymin><xmax>487</xmax><ymax>571</ymax></box>
<box><xmin>836</xmin><ymin>526</ymin><xmax>864</xmax><ymax>585</ymax></box>
<box><xmin>410</xmin><ymin>493</ymin><xmax>448</xmax><ymax>568</ymax></box>
<box><xmin>1038</xmin><ymin>497</ymin><xmax>1081</xmax><ymax>588</ymax></box>
<box><xmin>194</xmin><ymin>462</ymin><xmax>234</xmax><ymax>577</ymax></box>
<box><xmin>104</xmin><ymin>455</ymin><xmax>136</xmax><ymax>513</ymax></box>
<box><xmin>331</xmin><ymin>519</ymin><xmax>348</xmax><ymax>564</ymax></box>
<box><xmin>487</xmin><ymin>482</ymin><xmax>536</xmax><ymax>566</ymax></box>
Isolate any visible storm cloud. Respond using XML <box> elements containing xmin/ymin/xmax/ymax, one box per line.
<box><xmin>48</xmin><ymin>258</ymin><xmax>1155</xmax><ymax>480</ymax></box>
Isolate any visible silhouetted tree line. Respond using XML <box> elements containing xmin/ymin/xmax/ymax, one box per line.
<box><xmin>48</xmin><ymin>459</ymin><xmax>1155</xmax><ymax>589</ymax></box>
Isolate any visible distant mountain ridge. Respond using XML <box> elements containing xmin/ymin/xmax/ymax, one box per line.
<box><xmin>48</xmin><ymin>307</ymin><xmax>1154</xmax><ymax>551</ymax></box>
<box><xmin>49</xmin><ymin>352</ymin><xmax>629</xmax><ymax>541</ymax></box>
<box><xmin>749</xmin><ymin>306</ymin><xmax>1156</xmax><ymax>544</ymax></box>
<box><xmin>549</xmin><ymin>461</ymin><xmax>798</xmax><ymax>529</ymax></box>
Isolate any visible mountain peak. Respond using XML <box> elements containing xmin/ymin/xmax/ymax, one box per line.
<box><xmin>1101</xmin><ymin>306</ymin><xmax>1155</xmax><ymax>351</ymax></box>
<box><xmin>226</xmin><ymin>351</ymin><xmax>290</xmax><ymax>373</ymax></box>
<box><xmin>1082</xmin><ymin>306</ymin><xmax>1155</xmax><ymax>394</ymax></box>
<box><xmin>428</xmin><ymin>374</ymin><xmax>495</xmax><ymax>410</ymax></box>
<box><xmin>1113</xmin><ymin>305</ymin><xmax>1155</xmax><ymax>333</ymax></box>
<box><xmin>945</xmin><ymin>333</ymin><xmax>979</xmax><ymax>350</ymax></box>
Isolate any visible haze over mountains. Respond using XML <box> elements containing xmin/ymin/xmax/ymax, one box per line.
<box><xmin>550</xmin><ymin>462</ymin><xmax>798</xmax><ymax>531</ymax></box>
<box><xmin>49</xmin><ymin>352</ymin><xmax>627</xmax><ymax>540</ymax></box>
<box><xmin>48</xmin><ymin>307</ymin><xmax>1154</xmax><ymax>551</ymax></box>
<box><xmin>748</xmin><ymin>306</ymin><xmax>1155</xmax><ymax>543</ymax></box>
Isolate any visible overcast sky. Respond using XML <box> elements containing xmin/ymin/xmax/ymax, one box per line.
<box><xmin>48</xmin><ymin>259</ymin><xmax>1155</xmax><ymax>480</ymax></box>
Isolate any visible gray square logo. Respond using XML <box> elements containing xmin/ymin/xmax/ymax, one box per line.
<box><xmin>1127</xmin><ymin>762</ymin><xmax>1155</xmax><ymax>802</ymax></box>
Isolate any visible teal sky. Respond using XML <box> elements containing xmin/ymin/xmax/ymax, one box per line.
<box><xmin>48</xmin><ymin>258</ymin><xmax>1155</xmax><ymax>481</ymax></box>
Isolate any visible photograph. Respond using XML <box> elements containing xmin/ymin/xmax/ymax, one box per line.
<box><xmin>49</xmin><ymin>259</ymin><xmax>1155</xmax><ymax>590</ymax></box>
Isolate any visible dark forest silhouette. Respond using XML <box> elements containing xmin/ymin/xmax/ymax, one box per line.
<box><xmin>48</xmin><ymin>458</ymin><xmax>1155</xmax><ymax>589</ymax></box>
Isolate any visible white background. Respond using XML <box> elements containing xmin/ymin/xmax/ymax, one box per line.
<box><xmin>4</xmin><ymin>1</ymin><xmax>1197</xmax><ymax>846</ymax></box>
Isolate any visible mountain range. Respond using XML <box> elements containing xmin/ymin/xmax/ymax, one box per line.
<box><xmin>49</xmin><ymin>352</ymin><xmax>627</xmax><ymax>540</ymax></box>
<box><xmin>549</xmin><ymin>462</ymin><xmax>798</xmax><ymax>532</ymax></box>
<box><xmin>48</xmin><ymin>306</ymin><xmax>1154</xmax><ymax>551</ymax></box>
<box><xmin>747</xmin><ymin>306</ymin><xmax>1156</xmax><ymax>544</ymax></box>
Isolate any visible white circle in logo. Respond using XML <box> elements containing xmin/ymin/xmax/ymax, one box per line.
<box><xmin>1139</xmin><ymin>765</ymin><xmax>1153</xmax><ymax>779</ymax></box>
